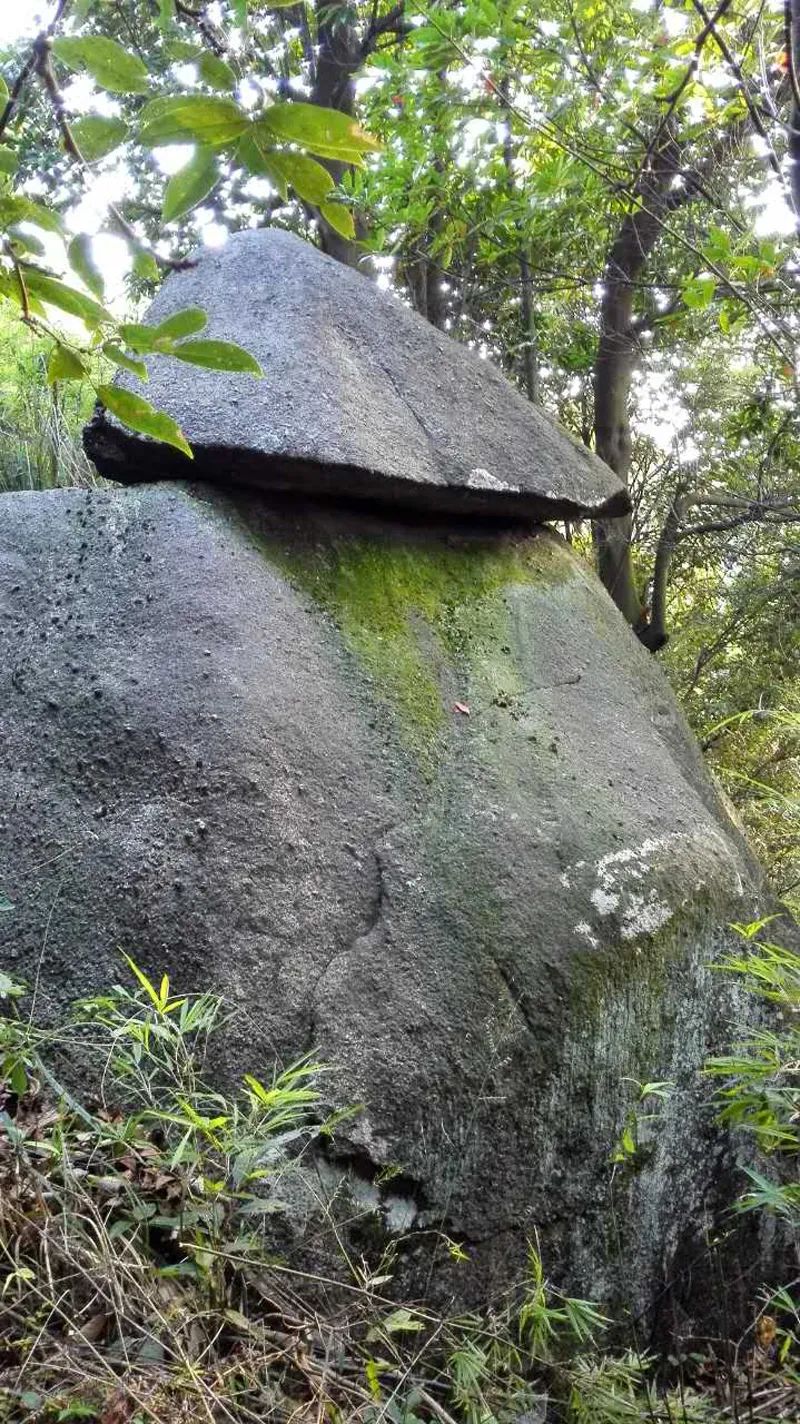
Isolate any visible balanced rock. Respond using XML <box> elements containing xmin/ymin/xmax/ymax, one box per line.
<box><xmin>84</xmin><ymin>229</ymin><xmax>627</xmax><ymax>523</ymax></box>
<box><xmin>0</xmin><ymin>231</ymin><xmax>782</xmax><ymax>1333</ymax></box>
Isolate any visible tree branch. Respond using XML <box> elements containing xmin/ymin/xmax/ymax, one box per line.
<box><xmin>0</xmin><ymin>0</ymin><xmax>71</xmax><ymax>141</ymax></box>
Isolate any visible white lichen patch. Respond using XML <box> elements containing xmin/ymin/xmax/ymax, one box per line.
<box><xmin>466</xmin><ymin>467</ymin><xmax>512</xmax><ymax>492</ymax></box>
<box><xmin>575</xmin><ymin>921</ymin><xmax>600</xmax><ymax>948</ymax></box>
<box><xmin>562</xmin><ymin>826</ymin><xmax>749</xmax><ymax>945</ymax></box>
<box><xmin>620</xmin><ymin>892</ymin><xmax>674</xmax><ymax>941</ymax></box>
<box><xmin>590</xmin><ymin>887</ymin><xmax>620</xmax><ymax>916</ymax></box>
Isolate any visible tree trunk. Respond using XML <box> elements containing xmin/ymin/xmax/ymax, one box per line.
<box><xmin>592</xmin><ymin>135</ymin><xmax>682</xmax><ymax>638</ymax></box>
<box><xmin>593</xmin><ymin>271</ymin><xmax>641</xmax><ymax>626</ymax></box>
<box><xmin>309</xmin><ymin>11</ymin><xmax>365</xmax><ymax>269</ymax></box>
<box><xmin>788</xmin><ymin>0</ymin><xmax>800</xmax><ymax>223</ymax></box>
<box><xmin>500</xmin><ymin>76</ymin><xmax>539</xmax><ymax>403</ymax></box>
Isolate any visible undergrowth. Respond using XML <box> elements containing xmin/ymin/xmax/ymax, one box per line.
<box><xmin>0</xmin><ymin>314</ymin><xmax>96</xmax><ymax>492</ymax></box>
<box><xmin>0</xmin><ymin>931</ymin><xmax>797</xmax><ymax>1424</ymax></box>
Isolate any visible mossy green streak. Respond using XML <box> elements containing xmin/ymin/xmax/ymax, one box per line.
<box><xmin>264</xmin><ymin>526</ymin><xmax>573</xmax><ymax>772</ymax></box>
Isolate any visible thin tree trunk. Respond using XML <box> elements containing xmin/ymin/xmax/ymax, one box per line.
<box><xmin>592</xmin><ymin>134</ymin><xmax>682</xmax><ymax>636</ymax></box>
<box><xmin>787</xmin><ymin>0</ymin><xmax>800</xmax><ymax>221</ymax></box>
<box><xmin>500</xmin><ymin>76</ymin><xmax>538</xmax><ymax>403</ymax></box>
<box><xmin>518</xmin><ymin>250</ymin><xmax>539</xmax><ymax>404</ymax></box>
<box><xmin>309</xmin><ymin>11</ymin><xmax>365</xmax><ymax>268</ymax></box>
<box><xmin>645</xmin><ymin>486</ymin><xmax>690</xmax><ymax>650</ymax></box>
<box><xmin>306</xmin><ymin>1</ymin><xmax>408</xmax><ymax>269</ymax></box>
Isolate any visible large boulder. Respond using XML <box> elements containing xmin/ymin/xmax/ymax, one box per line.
<box><xmin>84</xmin><ymin>229</ymin><xmax>627</xmax><ymax>523</ymax></box>
<box><xmin>0</xmin><ymin>480</ymin><xmax>776</xmax><ymax>1330</ymax></box>
<box><xmin>1</xmin><ymin>231</ymin><xmax>785</xmax><ymax>1331</ymax></box>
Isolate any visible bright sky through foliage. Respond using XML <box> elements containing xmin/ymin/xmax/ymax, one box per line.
<box><xmin>0</xmin><ymin>3</ymin><xmax>53</xmax><ymax>45</ymax></box>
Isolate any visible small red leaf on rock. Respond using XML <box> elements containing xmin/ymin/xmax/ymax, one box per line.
<box><xmin>453</xmin><ymin>702</ymin><xmax>470</xmax><ymax>716</ymax></box>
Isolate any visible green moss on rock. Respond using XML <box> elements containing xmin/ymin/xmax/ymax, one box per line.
<box><xmin>264</xmin><ymin>527</ymin><xmax>574</xmax><ymax>770</ymax></box>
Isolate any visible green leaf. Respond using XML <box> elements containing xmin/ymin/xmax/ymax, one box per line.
<box><xmin>97</xmin><ymin>385</ymin><xmax>193</xmax><ymax>458</ymax></box>
<box><xmin>0</xmin><ymin>76</ymin><xmax>9</xmax><ymax>108</ymax></box>
<box><xmin>0</xmin><ymin>268</ymin><xmax>45</xmax><ymax>316</ymax></box>
<box><xmin>0</xmin><ymin>147</ymin><xmax>18</xmax><ymax>176</ymax></box>
<box><xmin>119</xmin><ymin>309</ymin><xmax>207</xmax><ymax>352</ymax></box>
<box><xmin>703</xmin><ymin>225</ymin><xmax>732</xmax><ymax>266</ymax></box>
<box><xmin>366</xmin><ymin>1308</ymin><xmax>425</xmax><ymax>1342</ymax></box>
<box><xmin>132</xmin><ymin>246</ymin><xmax>160</xmax><ymax>282</ymax></box>
<box><xmin>0</xmin><ymin>195</ymin><xmax>63</xmax><ymax>234</ymax></box>
<box><xmin>257</xmin><ymin>103</ymin><xmax>381</xmax><ymax>162</ymax></box>
<box><xmin>320</xmin><ymin>200</ymin><xmax>355</xmax><ymax>240</ymax></box>
<box><xmin>52</xmin><ymin>36</ymin><xmax>150</xmax><ymax>95</ymax></box>
<box><xmin>163</xmin><ymin>146</ymin><xmax>219</xmax><ymax>222</ymax></box>
<box><xmin>0</xmin><ymin>974</ymin><xmax>24</xmax><ymax>1003</ymax></box>
<box><xmin>172</xmin><ymin>339</ymin><xmax>263</xmax><ymax>375</ymax></box>
<box><xmin>71</xmin><ymin>115</ymin><xmax>129</xmax><ymax>163</ymax></box>
<box><xmin>7</xmin><ymin>230</ymin><xmax>44</xmax><ymax>258</ymax></box>
<box><xmin>47</xmin><ymin>343</ymin><xmax>88</xmax><ymax>383</ymax></box>
<box><xmin>102</xmin><ymin>342</ymin><xmax>149</xmax><ymax>381</ymax></box>
<box><xmin>119</xmin><ymin>322</ymin><xmax>162</xmax><ymax>353</ymax></box>
<box><xmin>22</xmin><ymin>268</ymin><xmax>112</xmax><ymax>326</ymax></box>
<box><xmin>68</xmin><ymin>233</ymin><xmax>105</xmax><ymax>300</ymax></box>
<box><xmin>198</xmin><ymin>53</ymin><xmax>237</xmax><ymax>92</ymax></box>
<box><xmin>265</xmin><ymin>150</ymin><xmax>334</xmax><ymax>205</ymax></box>
<box><xmin>139</xmin><ymin>95</ymin><xmax>249</xmax><ymax>148</ymax></box>
<box><xmin>383</xmin><ymin>1308</ymin><xmax>425</xmax><ymax>1334</ymax></box>
<box><xmin>164</xmin><ymin>41</ymin><xmax>203</xmax><ymax>62</ymax></box>
<box><xmin>236</xmin><ymin>134</ymin><xmax>287</xmax><ymax>195</ymax></box>
<box><xmin>682</xmin><ymin>275</ymin><xmax>716</xmax><ymax>310</ymax></box>
<box><xmin>156</xmin><ymin>307</ymin><xmax>208</xmax><ymax>340</ymax></box>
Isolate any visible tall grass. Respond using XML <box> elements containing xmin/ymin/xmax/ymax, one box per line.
<box><xmin>0</xmin><ymin>313</ymin><xmax>98</xmax><ymax>492</ymax></box>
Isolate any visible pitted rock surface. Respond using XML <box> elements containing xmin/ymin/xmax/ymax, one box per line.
<box><xmin>0</xmin><ymin>481</ymin><xmax>782</xmax><ymax>1327</ymax></box>
<box><xmin>84</xmin><ymin>229</ymin><xmax>628</xmax><ymax>522</ymax></box>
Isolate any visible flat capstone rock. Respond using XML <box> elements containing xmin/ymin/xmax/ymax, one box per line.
<box><xmin>84</xmin><ymin>228</ymin><xmax>629</xmax><ymax>523</ymax></box>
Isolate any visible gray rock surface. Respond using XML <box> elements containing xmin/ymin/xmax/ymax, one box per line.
<box><xmin>0</xmin><ymin>482</ymin><xmax>780</xmax><ymax>1328</ymax></box>
<box><xmin>84</xmin><ymin>229</ymin><xmax>627</xmax><ymax>523</ymax></box>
